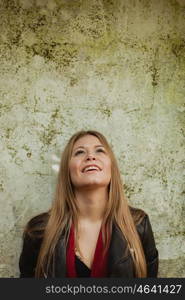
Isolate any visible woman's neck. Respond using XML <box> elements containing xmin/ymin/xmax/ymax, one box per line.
<box><xmin>74</xmin><ymin>187</ymin><xmax>108</xmax><ymax>223</ymax></box>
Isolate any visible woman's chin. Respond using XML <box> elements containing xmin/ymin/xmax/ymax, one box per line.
<box><xmin>75</xmin><ymin>181</ymin><xmax>109</xmax><ymax>190</ymax></box>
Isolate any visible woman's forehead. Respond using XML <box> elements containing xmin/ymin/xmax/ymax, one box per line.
<box><xmin>73</xmin><ymin>135</ymin><xmax>102</xmax><ymax>148</ymax></box>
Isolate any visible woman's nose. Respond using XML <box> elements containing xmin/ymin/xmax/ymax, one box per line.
<box><xmin>86</xmin><ymin>154</ymin><xmax>96</xmax><ymax>161</ymax></box>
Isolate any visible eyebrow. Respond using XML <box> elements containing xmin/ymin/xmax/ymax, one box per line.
<box><xmin>73</xmin><ymin>144</ymin><xmax>105</xmax><ymax>152</ymax></box>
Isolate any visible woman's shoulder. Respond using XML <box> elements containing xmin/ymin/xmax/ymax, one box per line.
<box><xmin>26</xmin><ymin>211</ymin><xmax>49</xmax><ymax>227</ymax></box>
<box><xmin>129</xmin><ymin>206</ymin><xmax>156</xmax><ymax>243</ymax></box>
<box><xmin>19</xmin><ymin>212</ymin><xmax>50</xmax><ymax>277</ymax></box>
<box><xmin>129</xmin><ymin>205</ymin><xmax>147</xmax><ymax>226</ymax></box>
<box><xmin>24</xmin><ymin>211</ymin><xmax>50</xmax><ymax>239</ymax></box>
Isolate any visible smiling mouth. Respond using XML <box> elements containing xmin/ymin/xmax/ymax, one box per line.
<box><xmin>82</xmin><ymin>165</ymin><xmax>102</xmax><ymax>173</ymax></box>
<box><xmin>84</xmin><ymin>169</ymin><xmax>100</xmax><ymax>173</ymax></box>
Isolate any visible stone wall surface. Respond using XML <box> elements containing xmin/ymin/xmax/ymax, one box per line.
<box><xmin>0</xmin><ymin>0</ymin><xmax>184</xmax><ymax>277</ymax></box>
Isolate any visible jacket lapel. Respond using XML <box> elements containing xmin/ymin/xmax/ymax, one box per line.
<box><xmin>52</xmin><ymin>222</ymin><xmax>135</xmax><ymax>278</ymax></box>
<box><xmin>55</xmin><ymin>237</ymin><xmax>66</xmax><ymax>277</ymax></box>
<box><xmin>48</xmin><ymin>234</ymin><xmax>66</xmax><ymax>278</ymax></box>
<box><xmin>107</xmin><ymin>223</ymin><xmax>135</xmax><ymax>277</ymax></box>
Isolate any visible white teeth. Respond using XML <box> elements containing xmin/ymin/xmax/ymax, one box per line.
<box><xmin>83</xmin><ymin>166</ymin><xmax>99</xmax><ymax>172</ymax></box>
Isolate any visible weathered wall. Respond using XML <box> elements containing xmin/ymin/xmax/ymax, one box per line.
<box><xmin>0</xmin><ymin>0</ymin><xmax>184</xmax><ymax>277</ymax></box>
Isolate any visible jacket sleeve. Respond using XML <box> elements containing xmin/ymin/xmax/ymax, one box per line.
<box><xmin>19</xmin><ymin>233</ymin><xmax>42</xmax><ymax>278</ymax></box>
<box><xmin>139</xmin><ymin>214</ymin><xmax>159</xmax><ymax>277</ymax></box>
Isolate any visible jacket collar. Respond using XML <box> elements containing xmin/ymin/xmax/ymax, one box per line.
<box><xmin>107</xmin><ymin>223</ymin><xmax>131</xmax><ymax>275</ymax></box>
<box><xmin>49</xmin><ymin>222</ymin><xmax>130</xmax><ymax>278</ymax></box>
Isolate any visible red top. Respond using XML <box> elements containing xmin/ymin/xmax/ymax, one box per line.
<box><xmin>66</xmin><ymin>223</ymin><xmax>109</xmax><ymax>277</ymax></box>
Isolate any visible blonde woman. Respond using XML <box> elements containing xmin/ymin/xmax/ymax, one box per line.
<box><xmin>19</xmin><ymin>130</ymin><xmax>159</xmax><ymax>278</ymax></box>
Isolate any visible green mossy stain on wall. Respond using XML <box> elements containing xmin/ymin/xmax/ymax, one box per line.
<box><xmin>150</xmin><ymin>65</ymin><xmax>159</xmax><ymax>87</ymax></box>
<box><xmin>7</xmin><ymin>146</ymin><xmax>18</xmax><ymax>159</ymax></box>
<box><xmin>171</xmin><ymin>40</ymin><xmax>185</xmax><ymax>58</ymax></box>
<box><xmin>99</xmin><ymin>107</ymin><xmax>112</xmax><ymax>117</ymax></box>
<box><xmin>5</xmin><ymin>128</ymin><xmax>13</xmax><ymax>139</ymax></box>
<box><xmin>22</xmin><ymin>144</ymin><xmax>30</xmax><ymax>152</ymax></box>
<box><xmin>25</xmin><ymin>42</ymin><xmax>79</xmax><ymax>67</ymax></box>
<box><xmin>39</xmin><ymin>108</ymin><xmax>63</xmax><ymax>146</ymax></box>
<box><xmin>0</xmin><ymin>181</ymin><xmax>4</xmax><ymax>192</ymax></box>
<box><xmin>41</xmin><ymin>129</ymin><xmax>58</xmax><ymax>145</ymax></box>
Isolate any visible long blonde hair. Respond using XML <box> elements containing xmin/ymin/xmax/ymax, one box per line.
<box><xmin>25</xmin><ymin>130</ymin><xmax>147</xmax><ymax>277</ymax></box>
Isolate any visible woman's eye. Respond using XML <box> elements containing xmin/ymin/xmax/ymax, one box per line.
<box><xmin>75</xmin><ymin>150</ymin><xmax>84</xmax><ymax>155</ymax></box>
<box><xmin>97</xmin><ymin>148</ymin><xmax>105</xmax><ymax>153</ymax></box>
<box><xmin>74</xmin><ymin>148</ymin><xmax>105</xmax><ymax>155</ymax></box>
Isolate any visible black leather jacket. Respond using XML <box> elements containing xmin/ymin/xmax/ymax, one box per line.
<box><xmin>19</xmin><ymin>213</ymin><xmax>159</xmax><ymax>278</ymax></box>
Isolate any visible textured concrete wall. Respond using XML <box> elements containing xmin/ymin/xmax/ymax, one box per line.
<box><xmin>0</xmin><ymin>0</ymin><xmax>184</xmax><ymax>277</ymax></box>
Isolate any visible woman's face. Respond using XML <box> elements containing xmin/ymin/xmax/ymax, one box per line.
<box><xmin>69</xmin><ymin>135</ymin><xmax>111</xmax><ymax>190</ymax></box>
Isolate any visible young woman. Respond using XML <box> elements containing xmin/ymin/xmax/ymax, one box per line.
<box><xmin>19</xmin><ymin>130</ymin><xmax>159</xmax><ymax>278</ymax></box>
